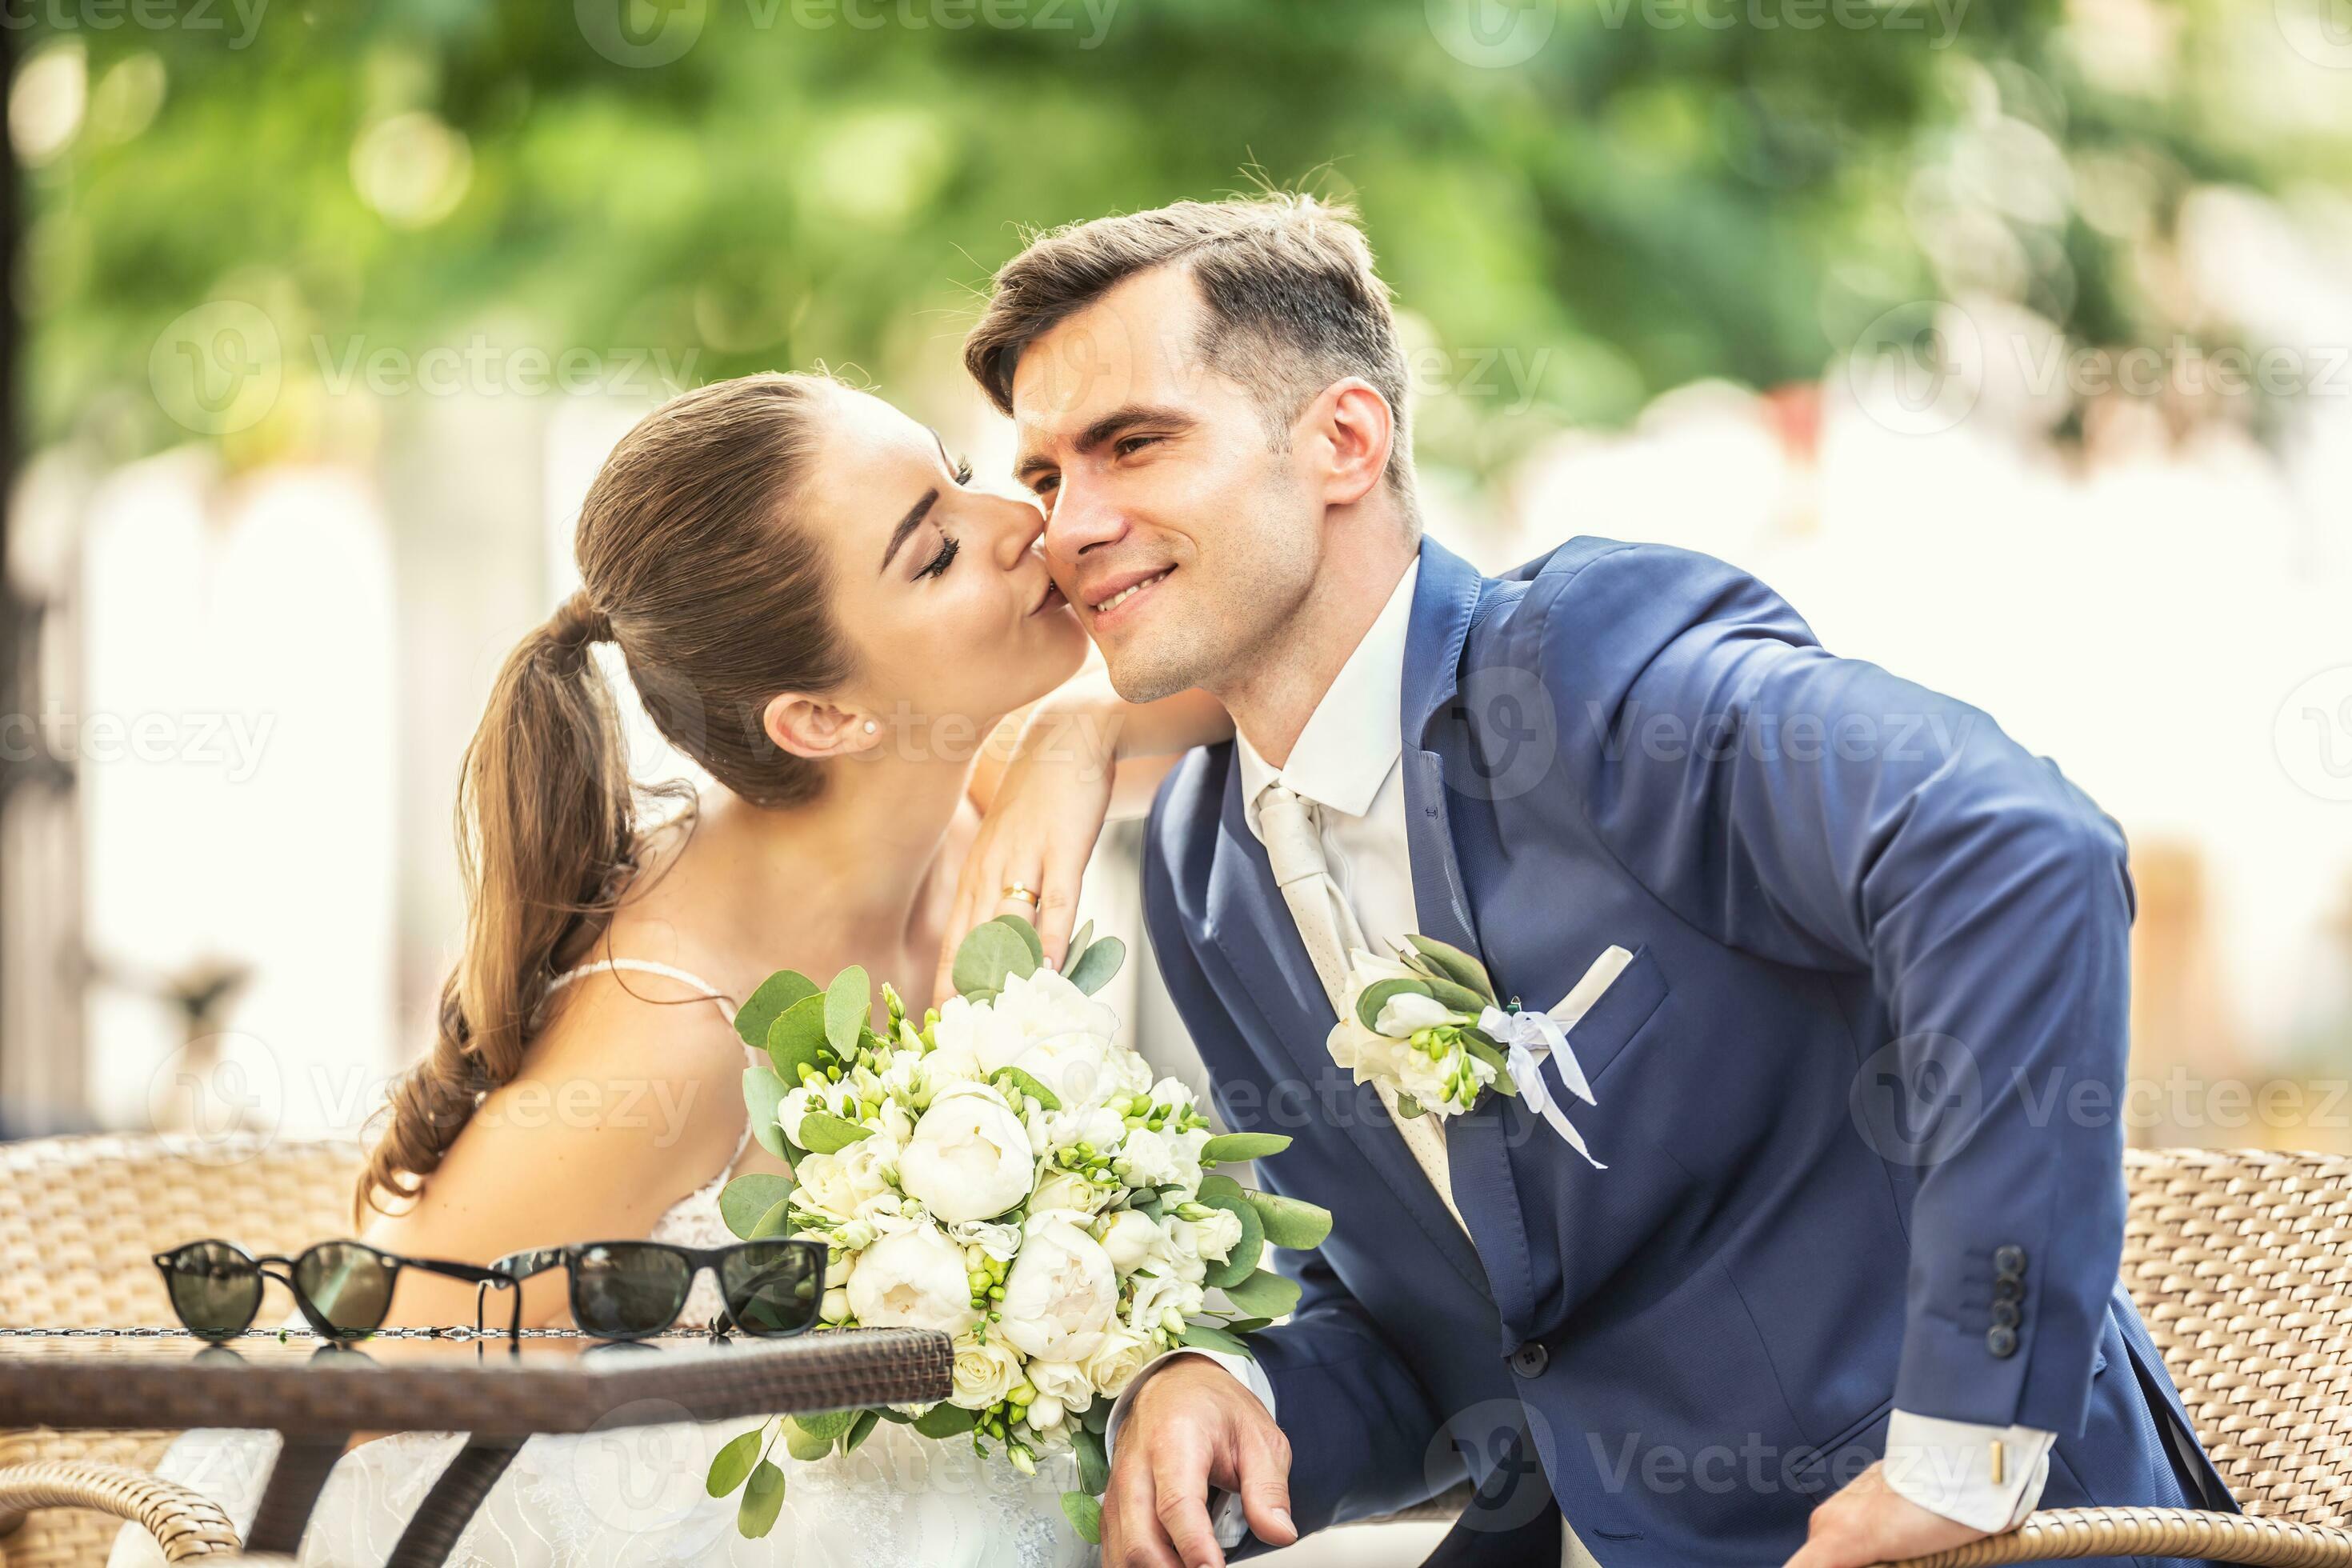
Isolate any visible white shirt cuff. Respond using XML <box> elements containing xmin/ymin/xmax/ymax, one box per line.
<box><xmin>1881</xmin><ymin>1409</ymin><xmax>2054</xmax><ymax>1534</ymax></box>
<box><xmin>1105</xmin><ymin>1348</ymin><xmax>1278</xmax><ymax>1551</ymax></box>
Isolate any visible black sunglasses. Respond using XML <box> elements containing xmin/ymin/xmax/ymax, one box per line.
<box><xmin>154</xmin><ymin>1238</ymin><xmax>510</xmax><ymax>1341</ymax></box>
<box><xmin>490</xmin><ymin>1239</ymin><xmax>825</xmax><ymax>1342</ymax></box>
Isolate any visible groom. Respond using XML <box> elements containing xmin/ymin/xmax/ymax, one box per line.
<box><xmin>962</xmin><ymin>196</ymin><xmax>2234</xmax><ymax>1568</ymax></box>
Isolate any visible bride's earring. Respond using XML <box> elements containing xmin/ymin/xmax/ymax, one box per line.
<box><xmin>862</xmin><ymin>720</ymin><xmax>878</xmax><ymax>734</ymax></box>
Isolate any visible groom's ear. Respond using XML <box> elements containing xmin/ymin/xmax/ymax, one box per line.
<box><xmin>1303</xmin><ymin>377</ymin><xmax>1396</xmax><ymax>510</ymax></box>
<box><xmin>762</xmin><ymin>691</ymin><xmax>882</xmax><ymax>762</ymax></box>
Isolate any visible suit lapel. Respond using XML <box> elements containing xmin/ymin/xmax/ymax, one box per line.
<box><xmin>1202</xmin><ymin>761</ymin><xmax>1486</xmax><ymax>1295</ymax></box>
<box><xmin>1403</xmin><ymin>541</ymin><xmax>1542</xmax><ymax>1337</ymax></box>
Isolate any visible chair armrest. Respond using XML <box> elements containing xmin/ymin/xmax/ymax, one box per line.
<box><xmin>0</xmin><ymin>1460</ymin><xmax>241</xmax><ymax>1562</ymax></box>
<box><xmin>1884</xmin><ymin>1506</ymin><xmax>2352</xmax><ymax>1566</ymax></box>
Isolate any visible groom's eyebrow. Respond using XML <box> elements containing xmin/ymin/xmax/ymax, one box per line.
<box><xmin>1014</xmin><ymin>403</ymin><xmax>1195</xmax><ymax>486</ymax></box>
<box><xmin>879</xmin><ymin>489</ymin><xmax>941</xmax><ymax>574</ymax></box>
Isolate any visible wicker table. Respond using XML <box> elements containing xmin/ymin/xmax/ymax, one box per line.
<box><xmin>0</xmin><ymin>1326</ymin><xmax>952</xmax><ymax>1566</ymax></box>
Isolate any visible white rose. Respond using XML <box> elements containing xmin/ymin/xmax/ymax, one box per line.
<box><xmin>846</xmin><ymin>1222</ymin><xmax>980</xmax><ymax>1337</ymax></box>
<box><xmin>898</xmin><ymin>1083</ymin><xmax>1035</xmax><ymax>1222</ymax></box>
<box><xmin>1374</xmin><ymin>990</ymin><xmax>1456</xmax><ymax>1038</ymax></box>
<box><xmin>993</xmin><ymin>966</ymin><xmax>1121</xmax><ymax>1051</ymax></box>
<box><xmin>1030</xmin><ymin>1167</ymin><xmax>1110</xmax><ymax>1218</ymax></box>
<box><xmin>1174</xmin><ymin>1207</ymin><xmax>1243</xmax><ymax>1264</ymax></box>
<box><xmin>1026</xmin><ymin>1358</ymin><xmax>1095</xmax><ymax>1416</ymax></box>
<box><xmin>1080</xmin><ymin>1324</ymin><xmax>1156</xmax><ymax>1398</ymax></box>
<box><xmin>1097</xmin><ymin>1209</ymin><xmax>1166</xmax><ymax>1274</ymax></box>
<box><xmin>998</xmin><ymin>1214</ymin><xmax>1118</xmax><ymax>1362</ymax></box>
<box><xmin>1114</xmin><ymin>1127</ymin><xmax>1182</xmax><ymax>1189</ymax></box>
<box><xmin>1126</xmin><ymin>1270</ymin><xmax>1204</xmax><ymax>1334</ymax></box>
<box><xmin>793</xmin><ymin>1140</ymin><xmax>894</xmax><ymax>1223</ymax></box>
<box><xmin>949</xmin><ymin>1330</ymin><xmax>1024</xmax><ymax>1410</ymax></box>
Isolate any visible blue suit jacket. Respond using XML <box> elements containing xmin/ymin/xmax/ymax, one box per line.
<box><xmin>1141</xmin><ymin>536</ymin><xmax>2233</xmax><ymax>1566</ymax></box>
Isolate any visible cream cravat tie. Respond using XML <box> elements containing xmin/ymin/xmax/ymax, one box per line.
<box><xmin>1256</xmin><ymin>782</ymin><xmax>1468</xmax><ymax>1235</ymax></box>
<box><xmin>1258</xmin><ymin>784</ymin><xmax>1599</xmax><ymax>1568</ymax></box>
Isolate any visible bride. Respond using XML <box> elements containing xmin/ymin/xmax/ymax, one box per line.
<box><xmin>112</xmin><ymin>371</ymin><xmax>1226</xmax><ymax>1567</ymax></box>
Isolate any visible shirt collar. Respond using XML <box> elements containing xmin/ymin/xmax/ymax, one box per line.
<box><xmin>1236</xmin><ymin>558</ymin><xmax>1418</xmax><ymax>833</ymax></box>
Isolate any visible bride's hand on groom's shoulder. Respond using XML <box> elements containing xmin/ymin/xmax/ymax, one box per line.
<box><xmin>939</xmin><ymin>702</ymin><xmax>1119</xmax><ymax>999</ymax></box>
<box><xmin>1104</xmin><ymin>1358</ymin><xmax>1297</xmax><ymax>1568</ymax></box>
<box><xmin>1783</xmin><ymin>1462</ymin><xmax>1985</xmax><ymax>1568</ymax></box>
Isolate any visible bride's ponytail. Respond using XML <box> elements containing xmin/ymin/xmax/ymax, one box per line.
<box><xmin>357</xmin><ymin>589</ymin><xmax>637</xmax><ymax>1218</ymax></box>
<box><xmin>356</xmin><ymin>372</ymin><xmax>846</xmax><ymax>1219</ymax></box>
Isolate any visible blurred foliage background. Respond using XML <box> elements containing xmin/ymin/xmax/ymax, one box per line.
<box><xmin>17</xmin><ymin>0</ymin><xmax>2352</xmax><ymax>474</ymax></box>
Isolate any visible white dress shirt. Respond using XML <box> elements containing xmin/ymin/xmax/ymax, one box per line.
<box><xmin>1109</xmin><ymin>560</ymin><xmax>2053</xmax><ymax>1552</ymax></box>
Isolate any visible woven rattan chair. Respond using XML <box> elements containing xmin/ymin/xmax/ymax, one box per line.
<box><xmin>0</xmin><ymin>1132</ymin><xmax>362</xmax><ymax>1566</ymax></box>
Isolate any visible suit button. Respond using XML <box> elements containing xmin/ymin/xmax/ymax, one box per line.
<box><xmin>1986</xmin><ymin>1325</ymin><xmax>2018</xmax><ymax>1358</ymax></box>
<box><xmin>1994</xmin><ymin>1245</ymin><xmax>2027</xmax><ymax>1278</ymax></box>
<box><xmin>1990</xmin><ymin>1300</ymin><xmax>2021</xmax><ymax>1329</ymax></box>
<box><xmin>1510</xmin><ymin>1342</ymin><xmax>1549</xmax><ymax>1378</ymax></box>
<box><xmin>1992</xmin><ymin>1275</ymin><xmax>2024</xmax><ymax>1303</ymax></box>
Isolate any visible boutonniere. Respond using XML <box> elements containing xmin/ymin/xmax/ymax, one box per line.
<box><xmin>1326</xmin><ymin>934</ymin><xmax>1606</xmax><ymax>1170</ymax></box>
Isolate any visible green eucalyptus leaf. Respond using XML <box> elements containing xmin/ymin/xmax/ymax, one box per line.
<box><xmin>824</xmin><ymin>966</ymin><xmax>870</xmax><ymax>1058</ymax></box>
<box><xmin>1243</xmin><ymin>1190</ymin><xmax>1334</xmax><ymax>1250</ymax></box>
<box><xmin>1061</xmin><ymin>919</ymin><xmax>1095</xmax><ymax>975</ymax></box>
<box><xmin>1081</xmin><ymin>1398</ymin><xmax>1111</xmax><ymax>1437</ymax></box>
<box><xmin>738</xmin><ymin>1459</ymin><xmax>786</xmax><ymax>1538</ymax></box>
<box><xmin>766</xmin><ymin>994</ymin><xmax>831</xmax><ymax>1082</ymax></box>
<box><xmin>1178</xmin><ymin>1320</ymin><xmax>1254</xmax><ymax>1358</ymax></box>
<box><xmin>990</xmin><ymin>914</ymin><xmax>1045</xmax><ymax>967</ymax></box>
<box><xmin>794</xmin><ymin>1409</ymin><xmax>855</xmax><ymax>1443</ymax></box>
<box><xmin>797</xmin><ymin>1112</ymin><xmax>872</xmax><ymax>1154</ymax></box>
<box><xmin>1194</xmin><ymin>1173</ymin><xmax>1244</xmax><ymax>1204</ymax></box>
<box><xmin>1198</xmin><ymin>1132</ymin><xmax>1291</xmax><ymax>1164</ymax></box>
<box><xmin>1395</xmin><ymin>1092</ymin><xmax>1428</xmax><ymax>1118</ymax></box>
<box><xmin>1459</xmin><ymin>1031</ymin><xmax>1510</xmax><ymax>1074</ymax></box>
<box><xmin>843</xmin><ymin>1409</ymin><xmax>881</xmax><ymax>1454</ymax></box>
<box><xmin>954</xmin><ymin>921</ymin><xmax>1036</xmax><ymax>998</ymax></box>
<box><xmin>1064</xmin><ymin>935</ymin><xmax>1124</xmax><ymax>995</ymax></box>
<box><xmin>748</xmin><ymin>1197</ymin><xmax>794</xmax><ymax>1239</ymax></box>
<box><xmin>911</xmin><ymin>1402</ymin><xmax>977</xmax><ymax>1439</ymax></box>
<box><xmin>1129</xmin><ymin>1190</ymin><xmax>1165</xmax><ymax>1222</ymax></box>
<box><xmin>1219</xmin><ymin>1316</ymin><xmax>1274</xmax><ymax>1334</ymax></box>
<box><xmin>719</xmin><ymin>1174</ymin><xmax>796</xmax><ymax>1240</ymax></box>
<box><xmin>1071</xmin><ymin>1423</ymin><xmax>1110</xmax><ymax>1494</ymax></box>
<box><xmin>994</xmin><ymin>1066</ymin><xmax>1062</xmax><ymax>1112</ymax></box>
<box><xmin>1218</xmin><ymin>1269</ymin><xmax>1303</xmax><ymax>1320</ymax></box>
<box><xmin>1422</xmin><ymin>975</ymin><xmax>1493</xmax><ymax>1015</ymax></box>
<box><xmin>1195</xmin><ymin>1186</ymin><xmax>1266</xmax><ymax>1290</ymax></box>
<box><xmin>1404</xmin><ymin>935</ymin><xmax>1495</xmax><ymax>1002</ymax></box>
<box><xmin>1061</xmin><ymin>1490</ymin><xmax>1102</xmax><ymax>1545</ymax></box>
<box><xmin>736</xmin><ymin>972</ymin><xmax>818</xmax><ymax>1051</ymax></box>
<box><xmin>1356</xmin><ymin>977</ymin><xmax>1434</xmax><ymax>1033</ymax></box>
<box><xmin>706</xmin><ymin>1426</ymin><xmax>763</xmax><ymax>1496</ymax></box>
<box><xmin>782</xmin><ymin>1418</ymin><xmax>835</xmax><ymax>1462</ymax></box>
<box><xmin>742</xmin><ymin>1066</ymin><xmax>790</xmax><ymax>1159</ymax></box>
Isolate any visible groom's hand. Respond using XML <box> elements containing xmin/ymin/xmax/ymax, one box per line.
<box><xmin>1782</xmin><ymin>1461</ymin><xmax>1986</xmax><ymax>1568</ymax></box>
<box><xmin>1104</xmin><ymin>1357</ymin><xmax>1298</xmax><ymax>1568</ymax></box>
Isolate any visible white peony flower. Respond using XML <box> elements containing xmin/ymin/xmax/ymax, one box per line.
<box><xmin>998</xmin><ymin>1214</ymin><xmax>1118</xmax><ymax>1362</ymax></box>
<box><xmin>846</xmin><ymin>1222</ymin><xmax>980</xmax><ymax>1337</ymax></box>
<box><xmin>992</xmin><ymin>967</ymin><xmax>1121</xmax><ymax>1052</ymax></box>
<box><xmin>948</xmin><ymin>1330</ymin><xmax>1024</xmax><ymax>1410</ymax></box>
<box><xmin>1097</xmin><ymin>1209</ymin><xmax>1166</xmax><ymax>1274</ymax></box>
<box><xmin>898</xmin><ymin>1083</ymin><xmax>1034</xmax><ymax>1223</ymax></box>
<box><xmin>1011</xmin><ymin>1033</ymin><xmax>1125</xmax><ymax>1110</ymax></box>
<box><xmin>1144</xmin><ymin>1076</ymin><xmax>1199</xmax><ymax>1115</ymax></box>
<box><xmin>1026</xmin><ymin>1358</ymin><xmax>1095</xmax><ymax>1416</ymax></box>
<box><xmin>930</xmin><ymin>992</ymin><xmax>1030</xmax><ymax>1077</ymax></box>
<box><xmin>1081</xmin><ymin>1324</ymin><xmax>1157</xmax><ymax>1398</ymax></box>
<box><xmin>1174</xmin><ymin>1207</ymin><xmax>1243</xmax><ymax>1264</ymax></box>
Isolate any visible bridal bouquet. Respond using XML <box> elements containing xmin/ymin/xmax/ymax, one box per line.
<box><xmin>703</xmin><ymin>914</ymin><xmax>1331</xmax><ymax>1545</ymax></box>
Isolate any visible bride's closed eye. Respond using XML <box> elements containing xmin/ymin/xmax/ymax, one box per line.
<box><xmin>918</xmin><ymin>534</ymin><xmax>960</xmax><ymax>581</ymax></box>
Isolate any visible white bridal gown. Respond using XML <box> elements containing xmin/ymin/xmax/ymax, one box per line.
<box><xmin>110</xmin><ymin>961</ymin><xmax>1088</xmax><ymax>1568</ymax></box>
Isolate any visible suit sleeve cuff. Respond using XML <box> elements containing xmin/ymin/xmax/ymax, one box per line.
<box><xmin>1882</xmin><ymin>1409</ymin><xmax>2054</xmax><ymax>1534</ymax></box>
<box><xmin>1105</xmin><ymin>1349</ymin><xmax>1278</xmax><ymax>1551</ymax></box>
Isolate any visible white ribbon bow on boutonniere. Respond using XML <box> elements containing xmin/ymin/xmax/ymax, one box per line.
<box><xmin>1326</xmin><ymin>935</ymin><xmax>1633</xmax><ymax>1170</ymax></box>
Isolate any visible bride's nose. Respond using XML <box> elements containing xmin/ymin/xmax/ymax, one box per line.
<box><xmin>984</xmin><ymin>492</ymin><xmax>1050</xmax><ymax>569</ymax></box>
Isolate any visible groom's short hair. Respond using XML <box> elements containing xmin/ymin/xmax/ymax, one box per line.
<box><xmin>964</xmin><ymin>194</ymin><xmax>1416</xmax><ymax>497</ymax></box>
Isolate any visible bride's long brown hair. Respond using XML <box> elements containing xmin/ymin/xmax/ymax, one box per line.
<box><xmin>357</xmin><ymin>372</ymin><xmax>852</xmax><ymax>1219</ymax></box>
